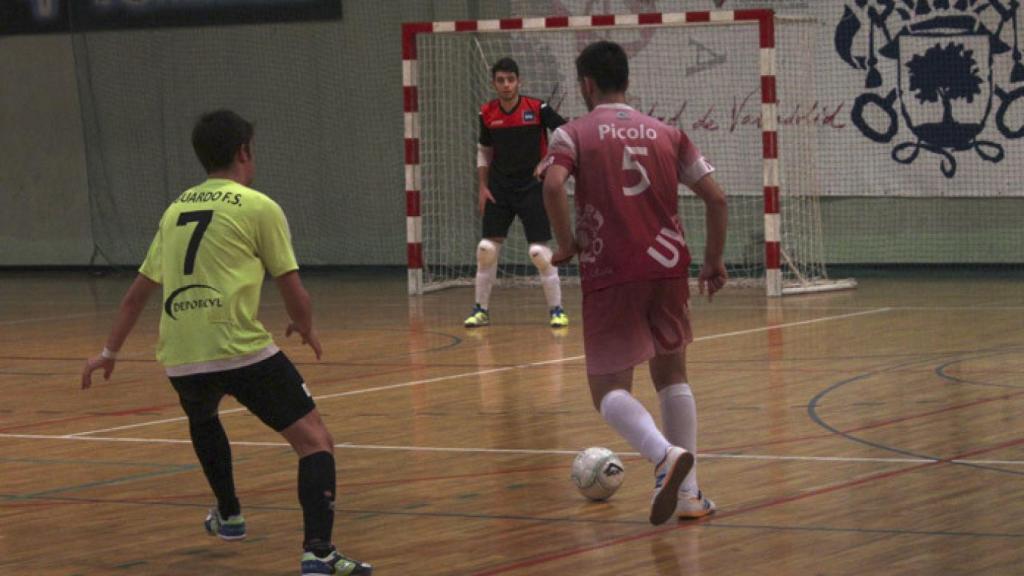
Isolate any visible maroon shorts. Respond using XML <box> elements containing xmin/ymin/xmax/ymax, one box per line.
<box><xmin>582</xmin><ymin>277</ymin><xmax>693</xmax><ymax>376</ymax></box>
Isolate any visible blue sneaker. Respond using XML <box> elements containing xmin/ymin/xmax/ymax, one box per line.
<box><xmin>204</xmin><ymin>508</ymin><xmax>246</xmax><ymax>541</ymax></box>
<box><xmin>301</xmin><ymin>547</ymin><xmax>373</xmax><ymax>575</ymax></box>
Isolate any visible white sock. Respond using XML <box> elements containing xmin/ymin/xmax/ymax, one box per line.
<box><xmin>476</xmin><ymin>267</ymin><xmax>496</xmax><ymax>310</ymax></box>
<box><xmin>529</xmin><ymin>244</ymin><xmax>562</xmax><ymax>309</ymax></box>
<box><xmin>540</xmin><ymin>266</ymin><xmax>561</xmax><ymax>309</ymax></box>
<box><xmin>475</xmin><ymin>242</ymin><xmax>501</xmax><ymax>309</ymax></box>
<box><xmin>658</xmin><ymin>383</ymin><xmax>699</xmax><ymax>494</ymax></box>
<box><xmin>599</xmin><ymin>389</ymin><xmax>671</xmax><ymax>465</ymax></box>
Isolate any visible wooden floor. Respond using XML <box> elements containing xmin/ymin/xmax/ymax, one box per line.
<box><xmin>1</xmin><ymin>270</ymin><xmax>1022</xmax><ymax>575</ymax></box>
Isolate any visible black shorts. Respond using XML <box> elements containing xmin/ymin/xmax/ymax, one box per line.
<box><xmin>169</xmin><ymin>351</ymin><xmax>315</xmax><ymax>432</ymax></box>
<box><xmin>482</xmin><ymin>181</ymin><xmax>552</xmax><ymax>244</ymax></box>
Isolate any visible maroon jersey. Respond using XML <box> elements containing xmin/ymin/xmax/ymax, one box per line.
<box><xmin>479</xmin><ymin>96</ymin><xmax>566</xmax><ymax>192</ymax></box>
<box><xmin>545</xmin><ymin>104</ymin><xmax>714</xmax><ymax>294</ymax></box>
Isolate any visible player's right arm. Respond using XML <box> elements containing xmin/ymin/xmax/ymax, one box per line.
<box><xmin>82</xmin><ymin>225</ymin><xmax>165</xmax><ymax>389</ymax></box>
<box><xmin>689</xmin><ymin>175</ymin><xmax>728</xmax><ymax>300</ymax></box>
<box><xmin>678</xmin><ymin>130</ymin><xmax>728</xmax><ymax>300</ymax></box>
<box><xmin>477</xmin><ymin>112</ymin><xmax>495</xmax><ymax>214</ymax></box>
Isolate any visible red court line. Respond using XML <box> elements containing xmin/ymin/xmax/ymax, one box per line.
<box><xmin>0</xmin><ymin>402</ymin><xmax>178</xmax><ymax>433</ymax></box>
<box><xmin>471</xmin><ymin>436</ymin><xmax>1024</xmax><ymax>575</ymax></box>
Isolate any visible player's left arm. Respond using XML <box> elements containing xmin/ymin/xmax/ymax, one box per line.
<box><xmin>81</xmin><ymin>274</ymin><xmax>161</xmax><ymax>389</ymax></box>
<box><xmin>256</xmin><ymin>199</ymin><xmax>321</xmax><ymax>359</ymax></box>
<box><xmin>540</xmin><ymin>102</ymin><xmax>567</xmax><ymax>130</ymax></box>
<box><xmin>534</xmin><ymin>104</ymin><xmax>568</xmax><ymax>178</ymax></box>
<box><xmin>542</xmin><ymin>163</ymin><xmax>576</xmax><ymax>265</ymax></box>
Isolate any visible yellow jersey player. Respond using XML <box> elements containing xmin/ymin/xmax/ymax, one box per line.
<box><xmin>81</xmin><ymin>110</ymin><xmax>372</xmax><ymax>576</ymax></box>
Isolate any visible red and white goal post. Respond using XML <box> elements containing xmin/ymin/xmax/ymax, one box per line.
<box><xmin>403</xmin><ymin>9</ymin><xmax>856</xmax><ymax>297</ymax></box>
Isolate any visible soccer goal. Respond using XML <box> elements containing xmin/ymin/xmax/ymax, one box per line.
<box><xmin>403</xmin><ymin>10</ymin><xmax>856</xmax><ymax>297</ymax></box>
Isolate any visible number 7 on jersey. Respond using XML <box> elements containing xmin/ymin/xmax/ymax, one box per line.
<box><xmin>176</xmin><ymin>210</ymin><xmax>213</xmax><ymax>275</ymax></box>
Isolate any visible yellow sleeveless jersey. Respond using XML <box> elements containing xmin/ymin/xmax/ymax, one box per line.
<box><xmin>139</xmin><ymin>179</ymin><xmax>298</xmax><ymax>368</ymax></box>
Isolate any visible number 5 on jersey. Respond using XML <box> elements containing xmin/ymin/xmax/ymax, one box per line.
<box><xmin>177</xmin><ymin>210</ymin><xmax>213</xmax><ymax>275</ymax></box>
<box><xmin>622</xmin><ymin>146</ymin><xmax>650</xmax><ymax>196</ymax></box>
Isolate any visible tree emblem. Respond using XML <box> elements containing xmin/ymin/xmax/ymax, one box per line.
<box><xmin>907</xmin><ymin>43</ymin><xmax>984</xmax><ymax>125</ymax></box>
<box><xmin>834</xmin><ymin>0</ymin><xmax>1024</xmax><ymax>178</ymax></box>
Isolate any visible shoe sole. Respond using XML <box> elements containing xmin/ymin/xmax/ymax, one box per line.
<box><xmin>678</xmin><ymin>506</ymin><xmax>716</xmax><ymax>520</ymax></box>
<box><xmin>649</xmin><ymin>451</ymin><xmax>694</xmax><ymax>525</ymax></box>
<box><xmin>302</xmin><ymin>564</ymin><xmax>373</xmax><ymax>576</ymax></box>
<box><xmin>206</xmin><ymin>523</ymin><xmax>246</xmax><ymax>541</ymax></box>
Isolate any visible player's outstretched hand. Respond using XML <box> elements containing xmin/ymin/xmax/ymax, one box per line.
<box><xmin>552</xmin><ymin>242</ymin><xmax>578</xmax><ymax>266</ymax></box>
<box><xmin>81</xmin><ymin>355</ymin><xmax>115</xmax><ymax>390</ymax></box>
<box><xmin>286</xmin><ymin>323</ymin><xmax>323</xmax><ymax>360</ymax></box>
<box><xmin>698</xmin><ymin>260</ymin><xmax>728</xmax><ymax>302</ymax></box>
<box><xmin>478</xmin><ymin>187</ymin><xmax>496</xmax><ymax>215</ymax></box>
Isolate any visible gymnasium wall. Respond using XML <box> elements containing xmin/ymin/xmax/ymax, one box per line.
<box><xmin>1</xmin><ymin>0</ymin><xmax>1021</xmax><ymax>267</ymax></box>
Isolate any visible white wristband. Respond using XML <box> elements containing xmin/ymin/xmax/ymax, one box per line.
<box><xmin>101</xmin><ymin>347</ymin><xmax>118</xmax><ymax>360</ymax></box>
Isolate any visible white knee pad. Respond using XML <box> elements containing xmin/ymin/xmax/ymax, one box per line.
<box><xmin>477</xmin><ymin>239</ymin><xmax>500</xmax><ymax>268</ymax></box>
<box><xmin>528</xmin><ymin>243</ymin><xmax>553</xmax><ymax>273</ymax></box>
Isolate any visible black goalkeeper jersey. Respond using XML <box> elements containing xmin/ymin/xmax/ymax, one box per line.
<box><xmin>479</xmin><ymin>95</ymin><xmax>566</xmax><ymax>193</ymax></box>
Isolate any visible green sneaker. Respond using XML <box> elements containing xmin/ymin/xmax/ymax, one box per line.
<box><xmin>301</xmin><ymin>547</ymin><xmax>373</xmax><ymax>575</ymax></box>
<box><xmin>204</xmin><ymin>508</ymin><xmax>246</xmax><ymax>541</ymax></box>
<box><xmin>464</xmin><ymin>304</ymin><xmax>490</xmax><ymax>328</ymax></box>
<box><xmin>549</xmin><ymin>305</ymin><xmax>569</xmax><ymax>328</ymax></box>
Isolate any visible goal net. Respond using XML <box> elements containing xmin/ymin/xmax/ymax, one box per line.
<box><xmin>404</xmin><ymin>11</ymin><xmax>855</xmax><ymax>296</ymax></box>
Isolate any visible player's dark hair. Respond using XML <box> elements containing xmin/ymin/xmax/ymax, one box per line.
<box><xmin>491</xmin><ymin>57</ymin><xmax>519</xmax><ymax>78</ymax></box>
<box><xmin>192</xmin><ymin>110</ymin><xmax>254</xmax><ymax>173</ymax></box>
<box><xmin>576</xmin><ymin>40</ymin><xmax>629</xmax><ymax>93</ymax></box>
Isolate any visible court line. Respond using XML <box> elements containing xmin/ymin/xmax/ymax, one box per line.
<box><xmin>470</xmin><ymin>435</ymin><xmax>1024</xmax><ymax>575</ymax></box>
<box><xmin>2</xmin><ymin>491</ymin><xmax>1023</xmax><ymax>542</ymax></box>
<box><xmin>0</xmin><ymin>311</ymin><xmax>106</xmax><ymax>326</ymax></box>
<box><xmin>2</xmin><ymin>432</ymin><xmax>1020</xmax><ymax>466</ymax></box>
<box><xmin>61</xmin><ymin>307</ymin><xmax>892</xmax><ymax>438</ymax></box>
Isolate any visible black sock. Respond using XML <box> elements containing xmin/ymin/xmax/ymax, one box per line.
<box><xmin>298</xmin><ymin>451</ymin><xmax>336</xmax><ymax>553</ymax></box>
<box><xmin>189</xmin><ymin>416</ymin><xmax>241</xmax><ymax>518</ymax></box>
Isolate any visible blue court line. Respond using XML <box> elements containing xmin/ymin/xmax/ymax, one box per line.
<box><xmin>15</xmin><ymin>465</ymin><xmax>199</xmax><ymax>498</ymax></box>
<box><xmin>0</xmin><ymin>456</ymin><xmax>191</xmax><ymax>469</ymax></box>
<box><xmin>1</xmin><ymin>455</ymin><xmax>261</xmax><ymax>499</ymax></box>
<box><xmin>1</xmin><ymin>492</ymin><xmax>1022</xmax><ymax>541</ymax></box>
<box><xmin>808</xmin><ymin>346</ymin><xmax>1024</xmax><ymax>478</ymax></box>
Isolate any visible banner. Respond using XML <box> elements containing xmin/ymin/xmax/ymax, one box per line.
<box><xmin>512</xmin><ymin>0</ymin><xmax>1024</xmax><ymax>197</ymax></box>
<box><xmin>0</xmin><ymin>0</ymin><xmax>342</xmax><ymax>35</ymax></box>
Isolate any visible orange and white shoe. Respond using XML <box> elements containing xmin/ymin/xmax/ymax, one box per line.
<box><xmin>649</xmin><ymin>446</ymin><xmax>694</xmax><ymax>525</ymax></box>
<box><xmin>677</xmin><ymin>490</ymin><xmax>716</xmax><ymax>519</ymax></box>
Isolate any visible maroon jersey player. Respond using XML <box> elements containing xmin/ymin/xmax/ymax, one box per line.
<box><xmin>541</xmin><ymin>41</ymin><xmax>728</xmax><ymax>525</ymax></box>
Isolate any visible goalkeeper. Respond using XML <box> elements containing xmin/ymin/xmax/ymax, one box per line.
<box><xmin>465</xmin><ymin>57</ymin><xmax>569</xmax><ymax>328</ymax></box>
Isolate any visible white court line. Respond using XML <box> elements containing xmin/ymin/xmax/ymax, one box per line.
<box><xmin>1</xmin><ymin>432</ymin><xmax>1022</xmax><ymax>466</ymax></box>
<box><xmin>56</xmin><ymin>307</ymin><xmax>890</xmax><ymax>438</ymax></box>
<box><xmin>709</xmin><ymin>305</ymin><xmax>1024</xmax><ymax>311</ymax></box>
<box><xmin>696</xmin><ymin>307</ymin><xmax>890</xmax><ymax>342</ymax></box>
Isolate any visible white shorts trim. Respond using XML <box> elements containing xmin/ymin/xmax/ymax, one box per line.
<box><xmin>165</xmin><ymin>344</ymin><xmax>280</xmax><ymax>377</ymax></box>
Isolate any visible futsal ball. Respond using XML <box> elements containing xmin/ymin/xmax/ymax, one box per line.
<box><xmin>571</xmin><ymin>447</ymin><xmax>625</xmax><ymax>501</ymax></box>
